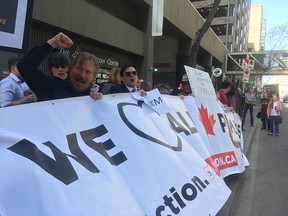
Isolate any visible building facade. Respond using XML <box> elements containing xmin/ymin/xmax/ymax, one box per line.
<box><xmin>191</xmin><ymin>0</ymin><xmax>251</xmax><ymax>53</ymax></box>
<box><xmin>0</xmin><ymin>0</ymin><xmax>228</xmax><ymax>89</ymax></box>
<box><xmin>248</xmin><ymin>4</ymin><xmax>266</xmax><ymax>51</ymax></box>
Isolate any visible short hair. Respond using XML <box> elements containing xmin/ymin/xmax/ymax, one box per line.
<box><xmin>120</xmin><ymin>63</ymin><xmax>137</xmax><ymax>76</ymax></box>
<box><xmin>140</xmin><ymin>81</ymin><xmax>152</xmax><ymax>91</ymax></box>
<box><xmin>71</xmin><ymin>52</ymin><xmax>99</xmax><ymax>76</ymax></box>
<box><xmin>220</xmin><ymin>80</ymin><xmax>231</xmax><ymax>89</ymax></box>
<box><xmin>157</xmin><ymin>83</ymin><xmax>170</xmax><ymax>90</ymax></box>
<box><xmin>8</xmin><ymin>57</ymin><xmax>21</xmax><ymax>71</ymax></box>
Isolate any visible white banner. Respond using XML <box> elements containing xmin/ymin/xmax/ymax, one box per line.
<box><xmin>0</xmin><ymin>93</ymin><xmax>249</xmax><ymax>215</ymax></box>
<box><xmin>185</xmin><ymin>97</ymin><xmax>249</xmax><ymax>177</ymax></box>
<box><xmin>152</xmin><ymin>0</ymin><xmax>164</xmax><ymax>36</ymax></box>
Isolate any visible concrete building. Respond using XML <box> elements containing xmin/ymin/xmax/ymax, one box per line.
<box><xmin>191</xmin><ymin>0</ymin><xmax>251</xmax><ymax>52</ymax></box>
<box><xmin>0</xmin><ymin>0</ymin><xmax>228</xmax><ymax>89</ymax></box>
<box><xmin>248</xmin><ymin>4</ymin><xmax>266</xmax><ymax>51</ymax></box>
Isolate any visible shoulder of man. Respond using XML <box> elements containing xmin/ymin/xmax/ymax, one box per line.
<box><xmin>109</xmin><ymin>84</ymin><xmax>127</xmax><ymax>93</ymax></box>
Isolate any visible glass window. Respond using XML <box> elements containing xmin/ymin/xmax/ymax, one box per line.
<box><xmin>211</xmin><ymin>25</ymin><xmax>227</xmax><ymax>35</ymax></box>
<box><xmin>228</xmin><ymin>24</ymin><xmax>234</xmax><ymax>35</ymax></box>
<box><xmin>229</xmin><ymin>4</ymin><xmax>235</xmax><ymax>16</ymax></box>
<box><xmin>227</xmin><ymin>42</ymin><xmax>233</xmax><ymax>52</ymax></box>
<box><xmin>215</xmin><ymin>6</ymin><xmax>228</xmax><ymax>17</ymax></box>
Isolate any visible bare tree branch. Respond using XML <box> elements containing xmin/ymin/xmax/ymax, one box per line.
<box><xmin>189</xmin><ymin>0</ymin><xmax>222</xmax><ymax>68</ymax></box>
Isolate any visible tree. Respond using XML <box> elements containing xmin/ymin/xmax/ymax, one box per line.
<box><xmin>188</xmin><ymin>0</ymin><xmax>222</xmax><ymax>68</ymax></box>
<box><xmin>266</xmin><ymin>23</ymin><xmax>288</xmax><ymax>51</ymax></box>
<box><xmin>260</xmin><ymin>23</ymin><xmax>288</xmax><ymax>88</ymax></box>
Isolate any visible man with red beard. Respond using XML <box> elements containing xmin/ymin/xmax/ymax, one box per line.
<box><xmin>109</xmin><ymin>63</ymin><xmax>139</xmax><ymax>93</ymax></box>
<box><xmin>17</xmin><ymin>32</ymin><xmax>102</xmax><ymax>101</ymax></box>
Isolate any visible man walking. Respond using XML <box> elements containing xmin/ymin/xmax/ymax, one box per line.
<box><xmin>242</xmin><ymin>87</ymin><xmax>256</xmax><ymax>131</ymax></box>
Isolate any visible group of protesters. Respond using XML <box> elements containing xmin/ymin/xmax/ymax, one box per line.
<box><xmin>0</xmin><ymin>32</ymin><xmax>194</xmax><ymax>108</ymax></box>
<box><xmin>0</xmin><ymin>32</ymin><xmax>283</xmax><ymax>137</ymax></box>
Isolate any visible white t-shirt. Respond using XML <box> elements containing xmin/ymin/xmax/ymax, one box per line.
<box><xmin>270</xmin><ymin>101</ymin><xmax>278</xmax><ymax>116</ymax></box>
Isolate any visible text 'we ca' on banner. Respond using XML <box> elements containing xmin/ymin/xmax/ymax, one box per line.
<box><xmin>0</xmin><ymin>93</ymin><xmax>248</xmax><ymax>215</ymax></box>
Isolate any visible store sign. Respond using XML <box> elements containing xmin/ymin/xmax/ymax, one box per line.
<box><xmin>97</xmin><ymin>56</ymin><xmax>119</xmax><ymax>67</ymax></box>
<box><xmin>155</xmin><ymin>63</ymin><xmax>171</xmax><ymax>68</ymax></box>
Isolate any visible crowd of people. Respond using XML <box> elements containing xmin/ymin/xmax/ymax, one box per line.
<box><xmin>0</xmin><ymin>32</ymin><xmax>284</xmax><ymax>136</ymax></box>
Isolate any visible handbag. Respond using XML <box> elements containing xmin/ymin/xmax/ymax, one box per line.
<box><xmin>256</xmin><ymin>111</ymin><xmax>262</xmax><ymax>118</ymax></box>
<box><xmin>276</xmin><ymin>115</ymin><xmax>282</xmax><ymax>124</ymax></box>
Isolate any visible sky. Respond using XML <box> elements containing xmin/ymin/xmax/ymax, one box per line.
<box><xmin>252</xmin><ymin>0</ymin><xmax>288</xmax><ymax>32</ymax></box>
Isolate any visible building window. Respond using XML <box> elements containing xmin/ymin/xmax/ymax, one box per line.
<box><xmin>211</xmin><ymin>25</ymin><xmax>227</xmax><ymax>35</ymax></box>
<box><xmin>236</xmin><ymin>18</ymin><xmax>240</xmax><ymax>28</ymax></box>
<box><xmin>229</xmin><ymin>4</ymin><xmax>235</xmax><ymax>16</ymax></box>
<box><xmin>227</xmin><ymin>42</ymin><xmax>233</xmax><ymax>52</ymax></box>
<box><xmin>228</xmin><ymin>24</ymin><xmax>234</xmax><ymax>35</ymax></box>
<box><xmin>215</xmin><ymin>6</ymin><xmax>228</xmax><ymax>17</ymax></box>
<box><xmin>235</xmin><ymin>33</ymin><xmax>239</xmax><ymax>45</ymax></box>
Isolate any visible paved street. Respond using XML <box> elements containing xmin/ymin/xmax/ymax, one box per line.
<box><xmin>217</xmin><ymin>103</ymin><xmax>288</xmax><ymax>216</ymax></box>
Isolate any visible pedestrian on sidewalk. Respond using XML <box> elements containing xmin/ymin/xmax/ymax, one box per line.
<box><xmin>258</xmin><ymin>92</ymin><xmax>270</xmax><ymax>130</ymax></box>
<box><xmin>242</xmin><ymin>87</ymin><xmax>256</xmax><ymax>131</ymax></box>
<box><xmin>236</xmin><ymin>86</ymin><xmax>245</xmax><ymax>119</ymax></box>
<box><xmin>267</xmin><ymin>94</ymin><xmax>282</xmax><ymax>136</ymax></box>
<box><xmin>217</xmin><ymin>80</ymin><xmax>231</xmax><ymax>106</ymax></box>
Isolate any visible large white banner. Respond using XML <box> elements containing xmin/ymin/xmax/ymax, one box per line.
<box><xmin>0</xmin><ymin>93</ymin><xmax>248</xmax><ymax>215</ymax></box>
<box><xmin>152</xmin><ymin>0</ymin><xmax>164</xmax><ymax>36</ymax></box>
<box><xmin>185</xmin><ymin>96</ymin><xmax>249</xmax><ymax>177</ymax></box>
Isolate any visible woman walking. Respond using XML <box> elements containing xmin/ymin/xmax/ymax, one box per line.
<box><xmin>267</xmin><ymin>94</ymin><xmax>282</xmax><ymax>136</ymax></box>
<box><xmin>259</xmin><ymin>92</ymin><xmax>270</xmax><ymax>130</ymax></box>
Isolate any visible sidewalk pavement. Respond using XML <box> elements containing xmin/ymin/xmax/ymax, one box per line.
<box><xmin>242</xmin><ymin>107</ymin><xmax>260</xmax><ymax>155</ymax></box>
<box><xmin>216</xmin><ymin>106</ymin><xmax>259</xmax><ymax>216</ymax></box>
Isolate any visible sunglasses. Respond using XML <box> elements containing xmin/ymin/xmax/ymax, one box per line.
<box><xmin>53</xmin><ymin>65</ymin><xmax>68</xmax><ymax>69</ymax></box>
<box><xmin>124</xmin><ymin>71</ymin><xmax>138</xmax><ymax>77</ymax></box>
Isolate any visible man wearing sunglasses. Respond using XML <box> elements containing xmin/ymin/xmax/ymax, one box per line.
<box><xmin>109</xmin><ymin>63</ymin><xmax>139</xmax><ymax>93</ymax></box>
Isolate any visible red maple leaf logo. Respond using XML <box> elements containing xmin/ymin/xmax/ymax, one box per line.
<box><xmin>198</xmin><ymin>104</ymin><xmax>216</xmax><ymax>135</ymax></box>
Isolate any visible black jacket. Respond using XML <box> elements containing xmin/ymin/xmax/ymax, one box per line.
<box><xmin>17</xmin><ymin>43</ymin><xmax>89</xmax><ymax>101</ymax></box>
<box><xmin>109</xmin><ymin>83</ymin><xmax>131</xmax><ymax>94</ymax></box>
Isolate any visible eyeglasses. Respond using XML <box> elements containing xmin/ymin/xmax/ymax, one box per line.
<box><xmin>124</xmin><ymin>71</ymin><xmax>138</xmax><ymax>77</ymax></box>
<box><xmin>53</xmin><ymin>65</ymin><xmax>68</xmax><ymax>69</ymax></box>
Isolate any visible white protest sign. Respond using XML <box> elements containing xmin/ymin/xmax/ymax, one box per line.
<box><xmin>132</xmin><ymin>88</ymin><xmax>171</xmax><ymax>115</ymax></box>
<box><xmin>184</xmin><ymin>65</ymin><xmax>217</xmax><ymax>100</ymax></box>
